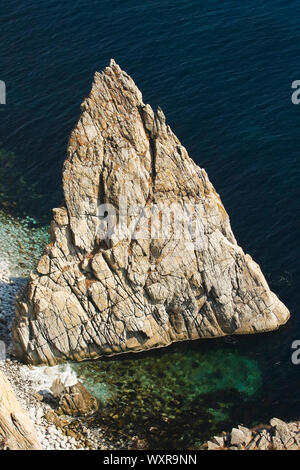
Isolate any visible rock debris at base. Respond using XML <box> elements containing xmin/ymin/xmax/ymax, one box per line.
<box><xmin>13</xmin><ymin>60</ymin><xmax>289</xmax><ymax>365</ymax></box>
<box><xmin>203</xmin><ymin>419</ymin><xmax>300</xmax><ymax>450</ymax></box>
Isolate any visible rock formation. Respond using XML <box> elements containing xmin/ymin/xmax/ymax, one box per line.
<box><xmin>13</xmin><ymin>60</ymin><xmax>289</xmax><ymax>365</ymax></box>
<box><xmin>203</xmin><ymin>418</ymin><xmax>300</xmax><ymax>450</ymax></box>
<box><xmin>51</xmin><ymin>376</ymin><xmax>99</xmax><ymax>416</ymax></box>
<box><xmin>0</xmin><ymin>369</ymin><xmax>41</xmax><ymax>450</ymax></box>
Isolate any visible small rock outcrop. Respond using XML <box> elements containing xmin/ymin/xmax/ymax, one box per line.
<box><xmin>13</xmin><ymin>60</ymin><xmax>289</xmax><ymax>365</ymax></box>
<box><xmin>0</xmin><ymin>370</ymin><xmax>41</xmax><ymax>450</ymax></box>
<box><xmin>204</xmin><ymin>418</ymin><xmax>300</xmax><ymax>450</ymax></box>
<box><xmin>51</xmin><ymin>377</ymin><xmax>99</xmax><ymax>416</ymax></box>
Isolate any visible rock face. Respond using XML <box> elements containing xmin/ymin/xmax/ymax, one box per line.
<box><xmin>0</xmin><ymin>370</ymin><xmax>41</xmax><ymax>450</ymax></box>
<box><xmin>13</xmin><ymin>60</ymin><xmax>289</xmax><ymax>365</ymax></box>
<box><xmin>53</xmin><ymin>380</ymin><xmax>99</xmax><ymax>417</ymax></box>
<box><xmin>50</xmin><ymin>376</ymin><xmax>99</xmax><ymax>416</ymax></box>
<box><xmin>204</xmin><ymin>418</ymin><xmax>300</xmax><ymax>450</ymax></box>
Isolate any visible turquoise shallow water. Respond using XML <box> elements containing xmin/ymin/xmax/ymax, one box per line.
<box><xmin>72</xmin><ymin>344</ymin><xmax>263</xmax><ymax>448</ymax></box>
<box><xmin>1</xmin><ymin>0</ymin><xmax>299</xmax><ymax>449</ymax></box>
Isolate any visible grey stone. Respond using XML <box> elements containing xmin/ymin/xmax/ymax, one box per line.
<box><xmin>257</xmin><ymin>435</ymin><xmax>270</xmax><ymax>450</ymax></box>
<box><xmin>212</xmin><ymin>435</ymin><xmax>224</xmax><ymax>447</ymax></box>
<box><xmin>237</xmin><ymin>425</ymin><xmax>252</xmax><ymax>446</ymax></box>
<box><xmin>0</xmin><ymin>370</ymin><xmax>41</xmax><ymax>449</ymax></box>
<box><xmin>270</xmin><ymin>417</ymin><xmax>293</xmax><ymax>448</ymax></box>
<box><xmin>246</xmin><ymin>439</ymin><xmax>257</xmax><ymax>450</ymax></box>
<box><xmin>272</xmin><ymin>436</ymin><xmax>285</xmax><ymax>450</ymax></box>
<box><xmin>207</xmin><ymin>441</ymin><xmax>220</xmax><ymax>450</ymax></box>
<box><xmin>270</xmin><ymin>417</ymin><xmax>288</xmax><ymax>428</ymax></box>
<box><xmin>231</xmin><ymin>428</ymin><xmax>247</xmax><ymax>446</ymax></box>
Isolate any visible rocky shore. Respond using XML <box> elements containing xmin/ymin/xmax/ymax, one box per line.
<box><xmin>0</xmin><ymin>259</ymin><xmax>299</xmax><ymax>450</ymax></box>
<box><xmin>202</xmin><ymin>419</ymin><xmax>300</xmax><ymax>450</ymax></box>
<box><xmin>0</xmin><ymin>259</ymin><xmax>127</xmax><ymax>450</ymax></box>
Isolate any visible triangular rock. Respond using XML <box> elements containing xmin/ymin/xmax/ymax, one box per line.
<box><xmin>13</xmin><ymin>60</ymin><xmax>289</xmax><ymax>364</ymax></box>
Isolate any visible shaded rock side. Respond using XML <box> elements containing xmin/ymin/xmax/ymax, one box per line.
<box><xmin>0</xmin><ymin>369</ymin><xmax>41</xmax><ymax>450</ymax></box>
<box><xmin>13</xmin><ymin>60</ymin><xmax>289</xmax><ymax>365</ymax></box>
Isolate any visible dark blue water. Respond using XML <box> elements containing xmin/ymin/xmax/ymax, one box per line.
<box><xmin>1</xmin><ymin>0</ymin><xmax>300</xmax><ymax>448</ymax></box>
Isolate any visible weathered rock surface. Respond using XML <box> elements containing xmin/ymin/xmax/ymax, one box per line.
<box><xmin>0</xmin><ymin>369</ymin><xmax>41</xmax><ymax>450</ymax></box>
<box><xmin>203</xmin><ymin>418</ymin><xmax>300</xmax><ymax>450</ymax></box>
<box><xmin>231</xmin><ymin>426</ymin><xmax>252</xmax><ymax>447</ymax></box>
<box><xmin>13</xmin><ymin>60</ymin><xmax>289</xmax><ymax>365</ymax></box>
<box><xmin>51</xmin><ymin>378</ymin><xmax>99</xmax><ymax>416</ymax></box>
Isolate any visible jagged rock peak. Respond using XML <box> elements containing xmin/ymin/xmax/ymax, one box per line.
<box><xmin>13</xmin><ymin>60</ymin><xmax>290</xmax><ymax>365</ymax></box>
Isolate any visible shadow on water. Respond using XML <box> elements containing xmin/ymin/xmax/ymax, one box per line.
<box><xmin>0</xmin><ymin>147</ymin><xmax>58</xmax><ymax>225</ymax></box>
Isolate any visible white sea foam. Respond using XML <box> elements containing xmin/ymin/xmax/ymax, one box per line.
<box><xmin>20</xmin><ymin>363</ymin><xmax>78</xmax><ymax>393</ymax></box>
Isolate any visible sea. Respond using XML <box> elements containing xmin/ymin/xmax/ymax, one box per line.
<box><xmin>0</xmin><ymin>0</ymin><xmax>300</xmax><ymax>449</ymax></box>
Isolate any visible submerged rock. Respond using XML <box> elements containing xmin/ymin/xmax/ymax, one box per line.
<box><xmin>13</xmin><ymin>60</ymin><xmax>289</xmax><ymax>365</ymax></box>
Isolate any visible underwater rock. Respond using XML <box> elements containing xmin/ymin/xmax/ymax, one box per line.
<box><xmin>0</xmin><ymin>369</ymin><xmax>41</xmax><ymax>450</ymax></box>
<box><xmin>13</xmin><ymin>60</ymin><xmax>289</xmax><ymax>364</ymax></box>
